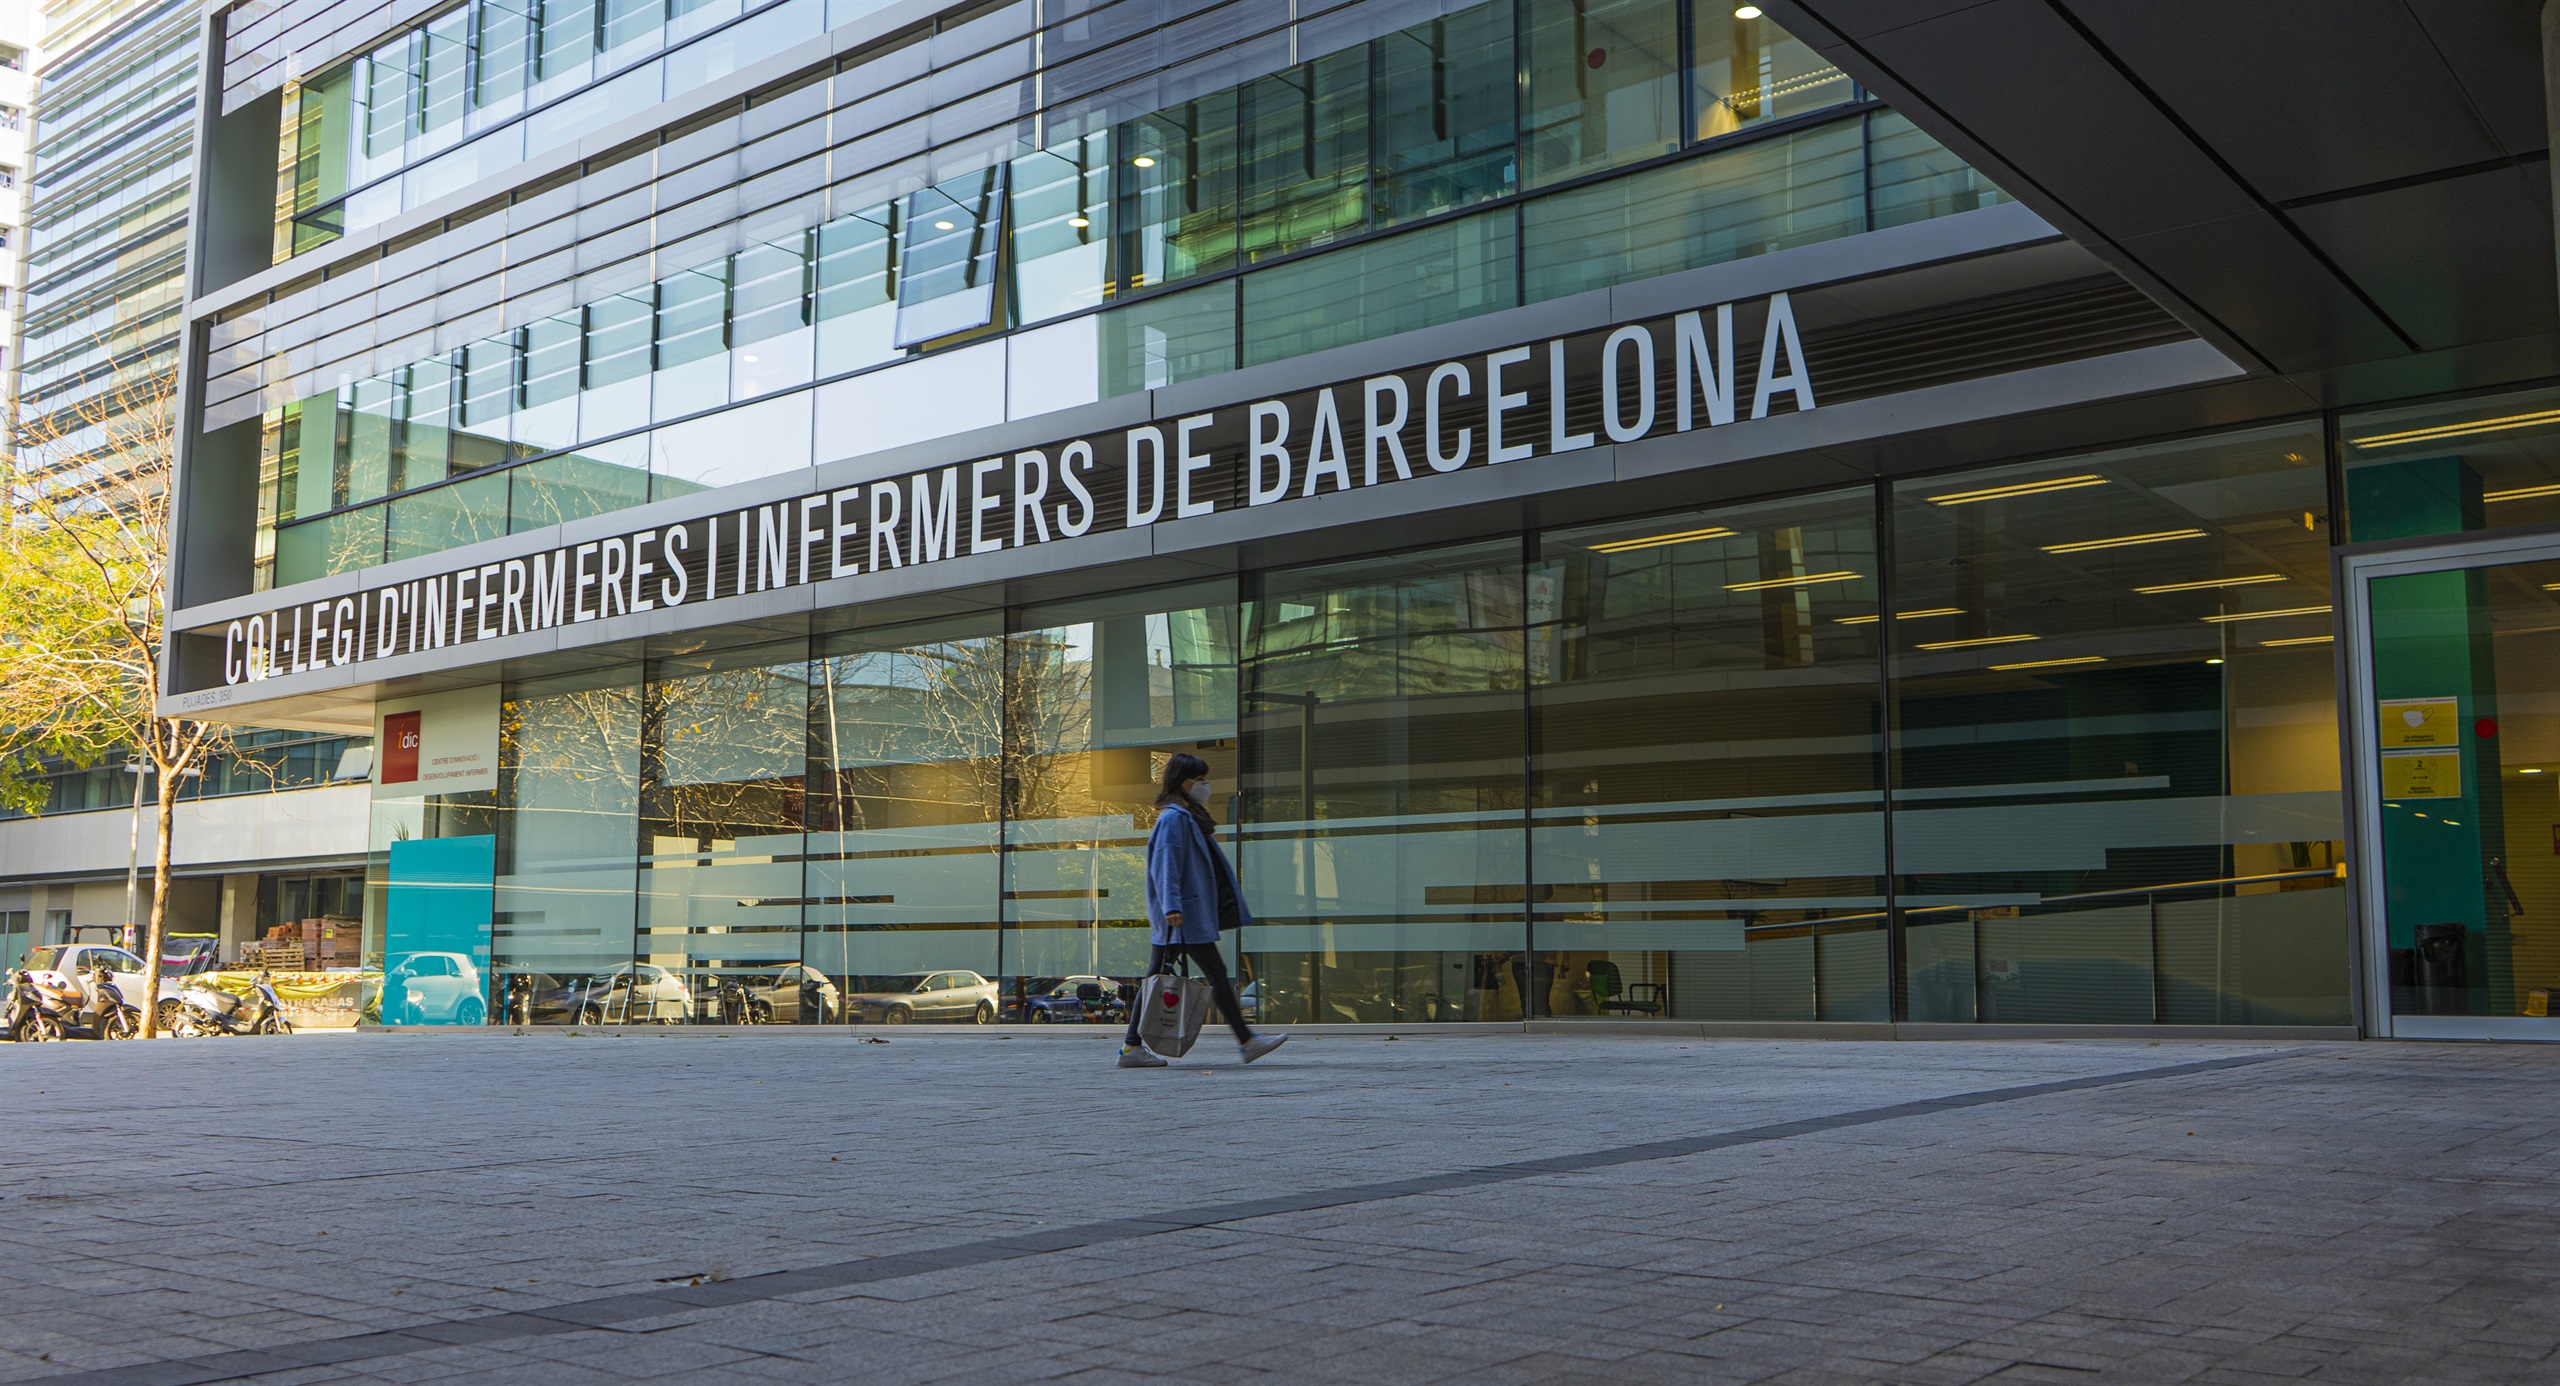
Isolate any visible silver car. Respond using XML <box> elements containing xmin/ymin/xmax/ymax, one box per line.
<box><xmin>845</xmin><ymin>971</ymin><xmax>999</xmax><ymax>1024</ymax></box>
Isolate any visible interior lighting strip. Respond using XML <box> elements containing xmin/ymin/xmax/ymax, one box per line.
<box><xmin>1988</xmin><ymin>655</ymin><xmax>2106</xmax><ymax>671</ymax></box>
<box><xmin>2040</xmin><ymin>528</ymin><xmax>2207</xmax><ymax>554</ymax></box>
<box><xmin>2486</xmin><ymin>483</ymin><xmax>2560</xmax><ymax>503</ymax></box>
<box><xmin>2349</xmin><ymin>407</ymin><xmax>2560</xmax><ymax>450</ymax></box>
<box><xmin>1587</xmin><ymin>526</ymin><xmax>1736</xmax><ymax>553</ymax></box>
<box><xmin>1834</xmin><ymin>607</ymin><xmax>1964</xmax><ymax>625</ymax></box>
<box><xmin>2258</xmin><ymin>635</ymin><xmax>2335</xmax><ymax>647</ymax></box>
<box><xmin>1926</xmin><ymin>474</ymin><xmax>2107</xmax><ymax>505</ymax></box>
<box><xmin>1723</xmin><ymin>570</ymin><xmax>1862</xmax><ymax>592</ymax></box>
<box><xmin>2131</xmin><ymin>574</ymin><xmax>2284</xmax><ymax>594</ymax></box>
<box><xmin>1915</xmin><ymin>634</ymin><xmax>2040</xmax><ymax>650</ymax></box>
<box><xmin>2200</xmin><ymin>605</ymin><xmax>2331</xmax><ymax>623</ymax></box>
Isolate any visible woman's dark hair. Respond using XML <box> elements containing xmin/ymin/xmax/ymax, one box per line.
<box><xmin>1155</xmin><ymin>752</ymin><xmax>1214</xmax><ymax>824</ymax></box>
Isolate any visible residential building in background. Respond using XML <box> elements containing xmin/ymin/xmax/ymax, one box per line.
<box><xmin>154</xmin><ymin>0</ymin><xmax>2560</xmax><ymax>1040</ymax></box>
<box><xmin>0</xmin><ymin>0</ymin><xmax>368</xmax><ymax>982</ymax></box>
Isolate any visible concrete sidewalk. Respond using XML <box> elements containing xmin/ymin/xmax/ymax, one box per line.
<box><xmin>0</xmin><ymin>1032</ymin><xmax>2552</xmax><ymax>1384</ymax></box>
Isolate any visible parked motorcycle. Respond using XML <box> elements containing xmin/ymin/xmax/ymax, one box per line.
<box><xmin>24</xmin><ymin>965</ymin><xmax>139</xmax><ymax>1041</ymax></box>
<box><xmin>171</xmin><ymin>971</ymin><xmax>293</xmax><ymax>1037</ymax></box>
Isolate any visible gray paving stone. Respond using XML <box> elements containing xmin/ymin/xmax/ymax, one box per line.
<box><xmin>2</xmin><ymin>1034</ymin><xmax>2556</xmax><ymax>1385</ymax></box>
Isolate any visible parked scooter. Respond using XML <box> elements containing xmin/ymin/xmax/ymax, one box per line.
<box><xmin>3</xmin><ymin>969</ymin><xmax>38</xmax><ymax>1041</ymax></box>
<box><xmin>171</xmin><ymin>970</ymin><xmax>293</xmax><ymax>1037</ymax></box>
<box><xmin>24</xmin><ymin>964</ymin><xmax>139</xmax><ymax>1040</ymax></box>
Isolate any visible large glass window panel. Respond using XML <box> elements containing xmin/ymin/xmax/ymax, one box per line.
<box><xmin>392</xmin><ymin>356</ymin><xmax>457</xmax><ymax>488</ymax></box>
<box><xmin>1692</xmin><ymin>9</ymin><xmax>1852</xmax><ymax>139</ymax></box>
<box><xmin>1520</xmin><ymin>0</ymin><xmax>1682</xmax><ymax>188</ymax></box>
<box><xmin>895</xmin><ymin>167</ymin><xmax>1006</xmax><ymax>347</ymax></box>
<box><xmin>341</xmin><ymin>375</ymin><xmax>397</xmax><ymax>504</ymax></box>
<box><xmin>1890</xmin><ymin>424</ymin><xmax>2348</xmax><ymax>1026</ymax></box>
<box><xmin>1116</xmin><ymin>90</ymin><xmax>1241</xmax><ymax>292</ymax></box>
<box><xmin>1866</xmin><ymin>110</ymin><xmax>2010</xmax><ymax>231</ymax></box>
<box><xmin>509</xmin><ymin>435</ymin><xmax>652</xmax><ymax>531</ymax></box>
<box><xmin>640</xmin><ymin>649</ymin><xmax>812</xmax><ymax>1025</ymax></box>
<box><xmin>582</xmin><ymin>291</ymin><xmax>655</xmax><ymax>440</ymax></box>
<box><xmin>654</xmin><ymin>261</ymin><xmax>731</xmax><ymax>420</ymax></box>
<box><xmin>1100</xmin><ymin>281</ymin><xmax>1235</xmax><ymax>397</ymax></box>
<box><xmin>494</xmin><ymin>671</ymin><xmax>642</xmax><ymax>1024</ymax></box>
<box><xmin>517</xmin><ymin>312</ymin><xmax>582</xmax><ymax>450</ymax></box>
<box><xmin>731</xmin><ymin>234</ymin><xmax>815</xmax><ymax>398</ymax></box>
<box><xmin>387</xmin><ymin>473</ymin><xmax>509</xmax><ymax>562</ymax></box>
<box><xmin>474</xmin><ymin>0</ymin><xmax>535</xmax><ymax>111</ymax></box>
<box><xmin>1522</xmin><ymin>119</ymin><xmax>1864</xmax><ymax>302</ymax></box>
<box><xmin>454</xmin><ymin>336</ymin><xmax>520</xmax><ymax>472</ymax></box>
<box><xmin>1241</xmin><ymin>212</ymin><xmax>1514</xmax><ymax>366</ymax></box>
<box><xmin>417</xmin><ymin>5</ymin><xmax>471</xmax><ymax>141</ymax></box>
<box><xmin>1004</xmin><ymin>583</ymin><xmax>1240</xmax><ymax>1020</ymax></box>
<box><xmin>1010</xmin><ymin>134</ymin><xmax>1113</xmax><ymax>325</ymax></box>
<box><xmin>1238</xmin><ymin>48</ymin><xmax>1370</xmax><ymax>263</ymax></box>
<box><xmin>361</xmin><ymin>37</ymin><xmax>418</xmax><ymax>160</ymax></box>
<box><xmin>274</xmin><ymin>504</ymin><xmax>386</xmax><ymax>584</ymax></box>
<box><xmin>651</xmin><ymin>393</ymin><xmax>812</xmax><ymax>493</ymax></box>
<box><xmin>814</xmin><ymin>206</ymin><xmax>901</xmax><ymax>375</ymax></box>
<box><xmin>290</xmin><ymin>64</ymin><xmax>356</xmax><ymax>224</ymax></box>
<box><xmin>602</xmin><ymin>0</ymin><xmax>666</xmax><ymax>56</ymax></box>
<box><xmin>1372</xmin><ymin>3</ymin><xmax>1517</xmax><ymax>228</ymax></box>
<box><xmin>2343</xmin><ymin>385</ymin><xmax>2560</xmax><ymax>542</ymax></box>
<box><xmin>1532</xmin><ymin>492</ymin><xmax>1886</xmax><ymax>1021</ymax></box>
<box><xmin>1241</xmin><ymin>542</ymin><xmax>1529</xmax><ymax>1025</ymax></box>
<box><xmin>807</xmin><ymin>618</ymin><xmax>1006</xmax><ymax>1021</ymax></box>
<box><xmin>280</xmin><ymin>395</ymin><xmax>333</xmax><ymax>521</ymax></box>
<box><xmin>537</xmin><ymin>0</ymin><xmax>600</xmax><ymax>79</ymax></box>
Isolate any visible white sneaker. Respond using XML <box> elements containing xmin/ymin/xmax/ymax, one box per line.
<box><xmin>1117</xmin><ymin>1044</ymin><xmax>1167</xmax><ymax>1068</ymax></box>
<box><xmin>1240</xmin><ymin>1033</ymin><xmax>1290</xmax><ymax>1064</ymax></box>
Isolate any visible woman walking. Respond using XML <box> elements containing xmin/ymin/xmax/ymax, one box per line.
<box><xmin>1121</xmin><ymin>753</ymin><xmax>1288</xmax><ymax>1068</ymax></box>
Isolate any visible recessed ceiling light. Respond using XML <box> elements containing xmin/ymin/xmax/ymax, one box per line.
<box><xmin>1132</xmin><ymin>156</ymin><xmax>1156</xmax><ymax>168</ymax></box>
<box><xmin>933</xmin><ymin>220</ymin><xmax>955</xmax><ymax>230</ymax></box>
<box><xmin>2132</xmin><ymin>574</ymin><xmax>2284</xmax><ymax>594</ymax></box>
<box><xmin>2488</xmin><ymin>483</ymin><xmax>2560</xmax><ymax>503</ymax></box>
<box><xmin>1989</xmin><ymin>655</ymin><xmax>2105</xmax><ymax>672</ymax></box>
<box><xmin>2350</xmin><ymin>407</ymin><xmax>2560</xmax><ymax>450</ymax></box>
<box><xmin>1915</xmin><ymin>634</ymin><xmax>2039</xmax><ymax>650</ymax></box>
<box><xmin>2205</xmin><ymin>658</ymin><xmax>2225</xmax><ymax>665</ymax></box>
<box><xmin>2258</xmin><ymin>634</ymin><xmax>2335</xmax><ymax>646</ymax></box>
<box><xmin>2523</xmin><ymin>768</ymin><xmax>2545</xmax><ymax>774</ymax></box>
<box><xmin>1927</xmin><ymin>474</ymin><xmax>2106</xmax><ymax>506</ymax></box>
<box><xmin>2041</xmin><ymin>528</ymin><xmax>2208</xmax><ymax>554</ymax></box>
<box><xmin>1835</xmin><ymin>607</ymin><xmax>1963</xmax><ymax>626</ymax></box>
<box><xmin>1724</xmin><ymin>570</ymin><xmax>1861</xmax><ymax>592</ymax></box>
<box><xmin>1586</xmin><ymin>526</ymin><xmax>1734</xmax><ymax>554</ymax></box>
<box><xmin>1067</xmin><ymin>216</ymin><xmax>1090</xmax><ymax>228</ymax></box>
<box><xmin>1734</xmin><ymin>5</ymin><xmax>1763</xmax><ymax>16</ymax></box>
<box><xmin>2200</xmin><ymin>606</ymin><xmax>2331</xmax><ymax>624</ymax></box>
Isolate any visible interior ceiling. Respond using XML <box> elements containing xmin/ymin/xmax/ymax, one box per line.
<box><xmin>1767</xmin><ymin>0</ymin><xmax>2558</xmax><ymax>407</ymax></box>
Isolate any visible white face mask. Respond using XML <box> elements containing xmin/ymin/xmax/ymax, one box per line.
<box><xmin>1186</xmin><ymin>779</ymin><xmax>1213</xmax><ymax>805</ymax></box>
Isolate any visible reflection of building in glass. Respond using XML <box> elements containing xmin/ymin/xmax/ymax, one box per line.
<box><xmin>168</xmin><ymin>0</ymin><xmax>2557</xmax><ymax>1039</ymax></box>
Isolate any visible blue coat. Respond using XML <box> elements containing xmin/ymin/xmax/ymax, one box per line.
<box><xmin>1145</xmin><ymin>807</ymin><xmax>1250</xmax><ymax>945</ymax></box>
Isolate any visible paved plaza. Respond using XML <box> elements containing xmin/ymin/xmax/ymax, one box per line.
<box><xmin>1</xmin><ymin>1030</ymin><xmax>2556</xmax><ymax>1384</ymax></box>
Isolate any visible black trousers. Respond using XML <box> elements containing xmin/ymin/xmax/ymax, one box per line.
<box><xmin>1124</xmin><ymin>942</ymin><xmax>1253</xmax><ymax>1046</ymax></box>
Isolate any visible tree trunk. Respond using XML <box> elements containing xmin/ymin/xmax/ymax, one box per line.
<box><xmin>138</xmin><ymin>774</ymin><xmax>178</xmax><ymax>1037</ymax></box>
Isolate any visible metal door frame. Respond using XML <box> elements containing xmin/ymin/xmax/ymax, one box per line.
<box><xmin>2341</xmin><ymin>528</ymin><xmax>2560</xmax><ymax>1040</ymax></box>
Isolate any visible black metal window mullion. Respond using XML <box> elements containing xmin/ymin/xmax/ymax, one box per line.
<box><xmin>1874</xmin><ymin>474</ymin><xmax>1905</xmax><ymax>1024</ymax></box>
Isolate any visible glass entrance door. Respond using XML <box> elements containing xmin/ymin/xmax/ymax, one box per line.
<box><xmin>2347</xmin><ymin>533</ymin><xmax>2560</xmax><ymax>1038</ymax></box>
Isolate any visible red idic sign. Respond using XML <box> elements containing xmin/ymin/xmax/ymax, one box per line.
<box><xmin>382</xmin><ymin>711</ymin><xmax>422</xmax><ymax>784</ymax></box>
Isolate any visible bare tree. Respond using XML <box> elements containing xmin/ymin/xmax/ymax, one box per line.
<box><xmin>0</xmin><ymin>360</ymin><xmax>236</xmax><ymax>1036</ymax></box>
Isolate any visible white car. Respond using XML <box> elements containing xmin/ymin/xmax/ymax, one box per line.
<box><xmin>387</xmin><ymin>951</ymin><xmax>486</xmax><ymax>1025</ymax></box>
<box><xmin>845</xmin><ymin>971</ymin><xmax>1000</xmax><ymax>1024</ymax></box>
<box><xmin>542</xmin><ymin>963</ymin><xmax>691</xmax><ymax>1025</ymax></box>
<box><xmin>18</xmin><ymin>944</ymin><xmax>183</xmax><ymax>1027</ymax></box>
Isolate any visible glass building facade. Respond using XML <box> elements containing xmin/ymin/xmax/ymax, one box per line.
<box><xmin>181</xmin><ymin>0</ymin><xmax>2497</xmax><ymax>1038</ymax></box>
<box><xmin>220</xmin><ymin>0</ymin><xmax>2003</xmax><ymax>589</ymax></box>
<box><xmin>346</xmin><ymin>421</ymin><xmax>2350</xmax><ymax>1028</ymax></box>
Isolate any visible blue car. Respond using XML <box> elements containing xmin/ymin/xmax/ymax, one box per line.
<box><xmin>1019</xmin><ymin>976</ymin><xmax>1127</xmax><ymax>1024</ymax></box>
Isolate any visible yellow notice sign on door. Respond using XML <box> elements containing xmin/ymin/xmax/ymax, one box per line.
<box><xmin>2379</xmin><ymin>697</ymin><xmax>2460</xmax><ymax>748</ymax></box>
<box><xmin>2382</xmin><ymin>748</ymin><xmax>2462</xmax><ymax>799</ymax></box>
